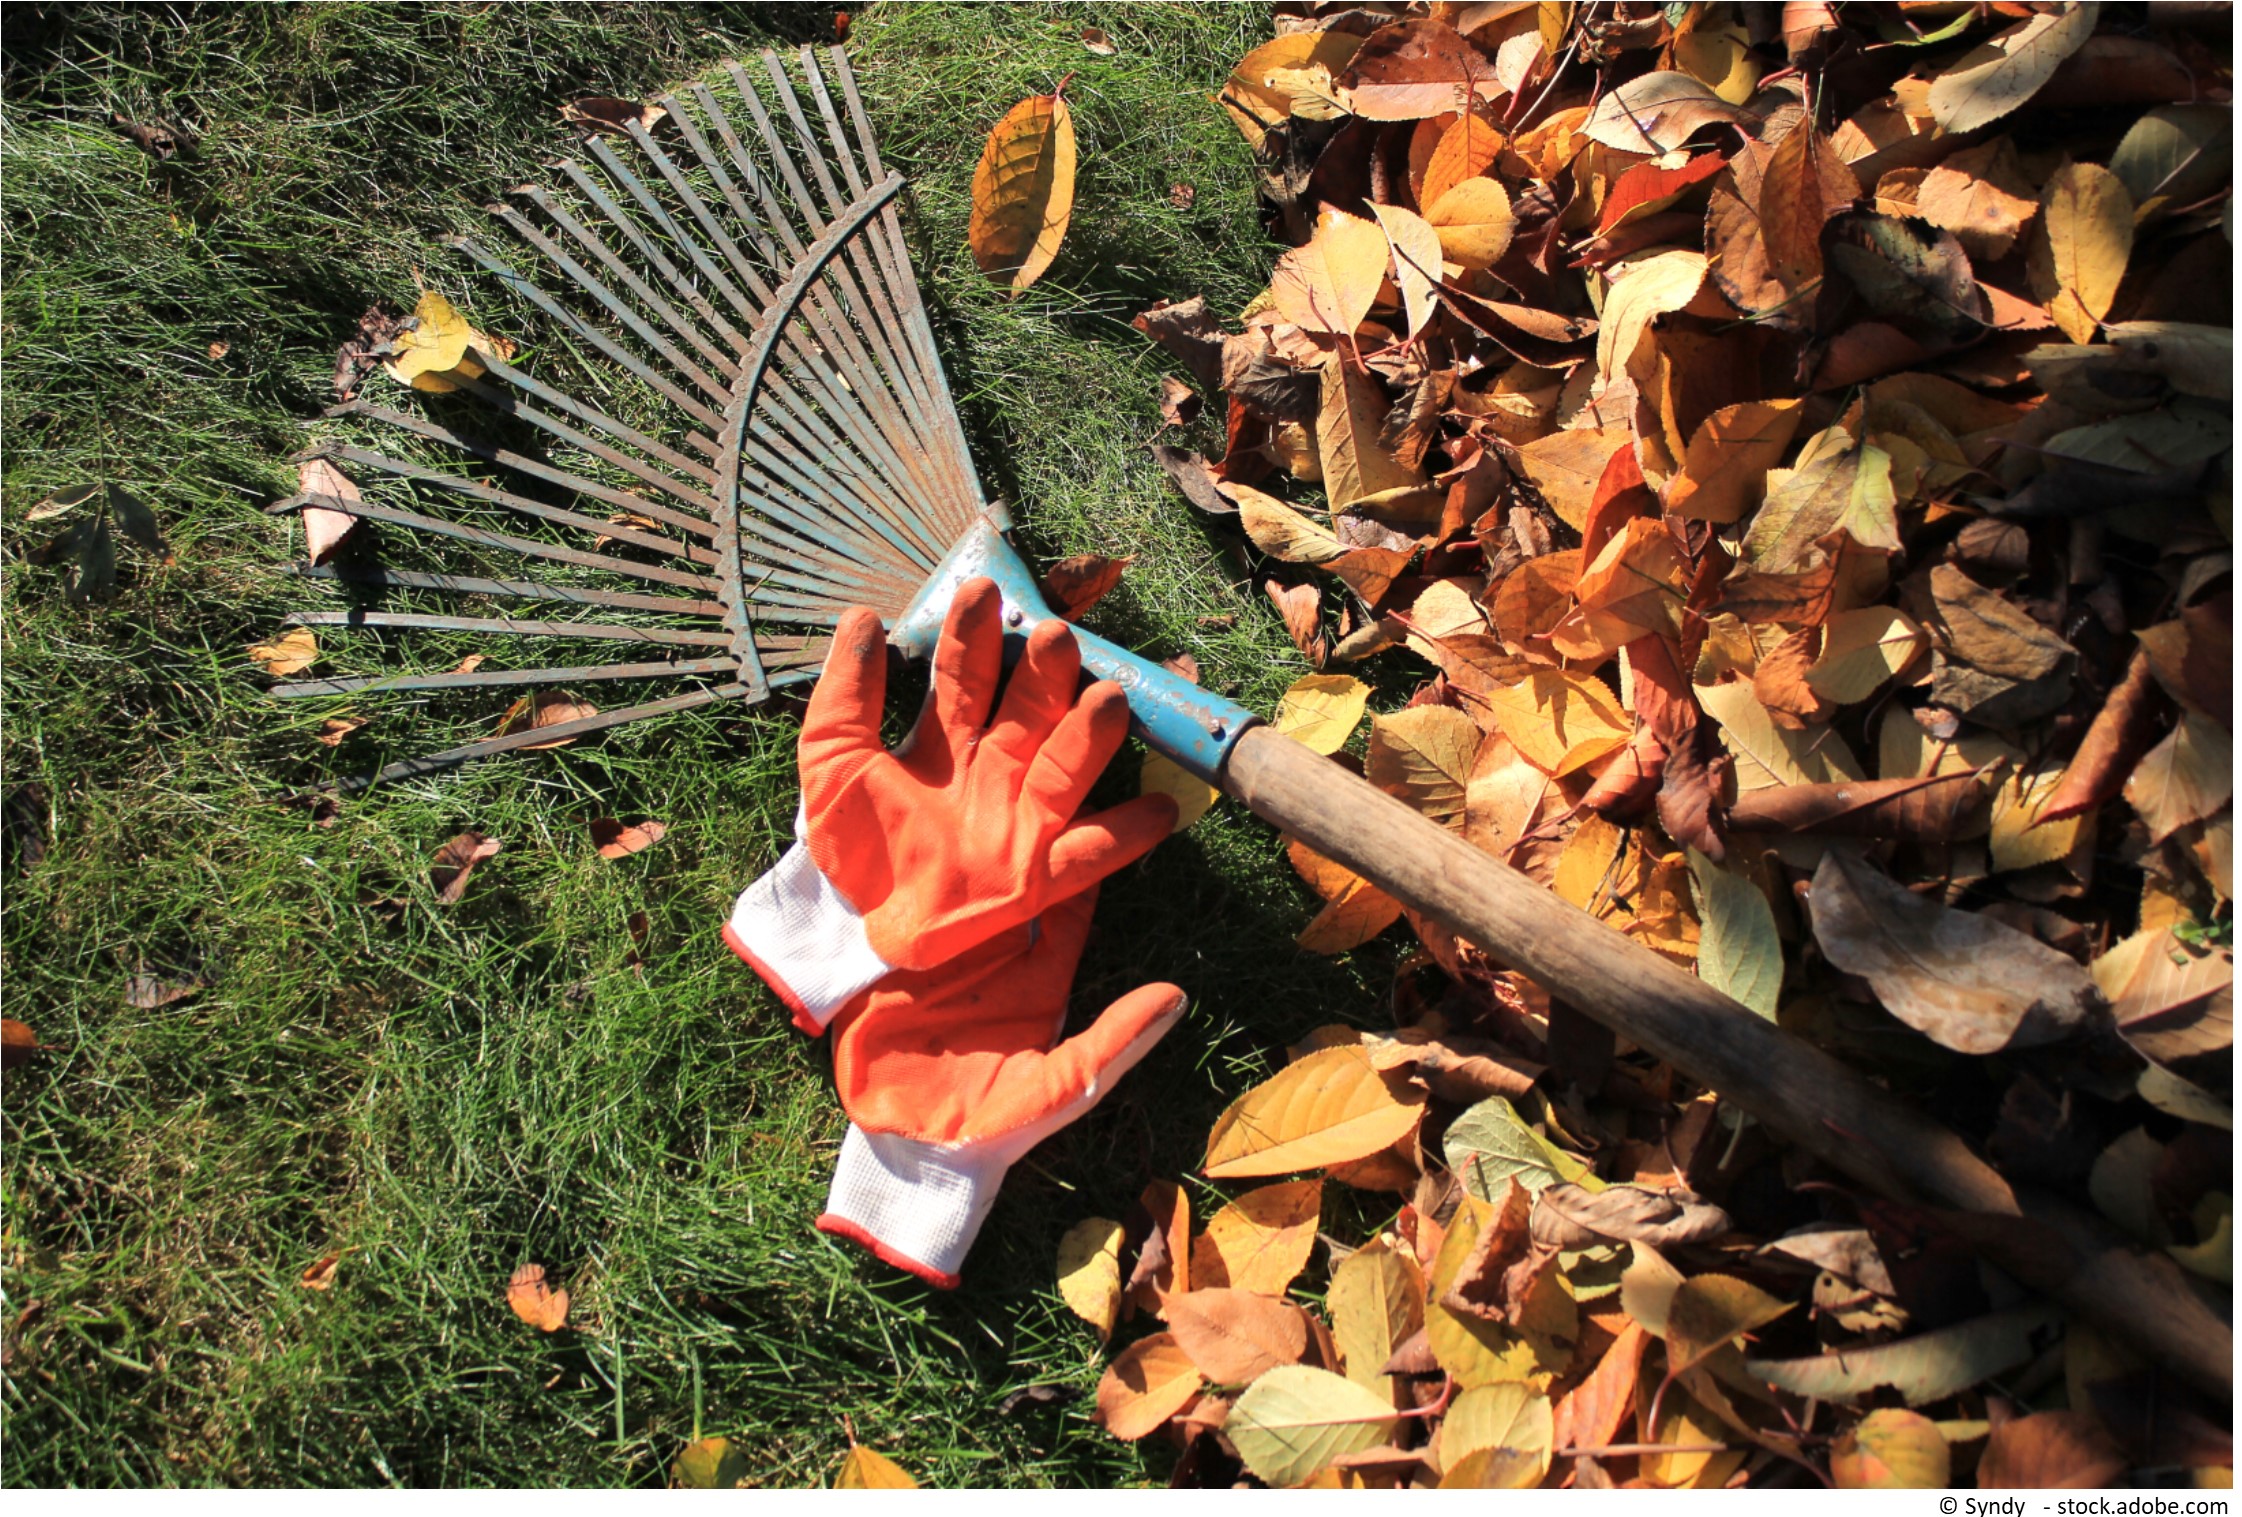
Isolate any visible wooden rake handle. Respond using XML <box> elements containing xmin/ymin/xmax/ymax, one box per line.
<box><xmin>1221</xmin><ymin>725</ymin><xmax>2233</xmax><ymax>1405</ymax></box>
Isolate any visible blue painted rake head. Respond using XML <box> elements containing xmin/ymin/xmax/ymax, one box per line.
<box><xmin>269</xmin><ymin>46</ymin><xmax>1251</xmax><ymax>790</ymax></box>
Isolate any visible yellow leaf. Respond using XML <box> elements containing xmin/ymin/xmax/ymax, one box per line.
<box><xmin>1665</xmin><ymin>399</ymin><xmax>1805</xmax><ymax>524</ymax></box>
<box><xmin>1317</xmin><ymin>353</ymin><xmax>1420</xmax><ymax>509</ymax></box>
<box><xmin>2027</xmin><ymin>162</ymin><xmax>2135</xmax><ymax>344</ymax></box>
<box><xmin>1442</xmin><ymin>1381</ymin><xmax>1554</xmax><ymax>1483</ymax></box>
<box><xmin>1833</xmin><ymin>1408</ymin><xmax>1953</xmax><ymax>1490</ymax></box>
<box><xmin>1328</xmin><ymin>1239</ymin><xmax>1424</xmax><ymax>1392</ymax></box>
<box><xmin>1366</xmin><ymin>706</ymin><xmax>1480</xmax><ymax>828</ymax></box>
<box><xmin>249</xmin><ymin>626</ymin><xmax>318</xmax><ymax>677</ymax></box>
<box><xmin>1402</xmin><ymin>577</ymin><xmax>1490</xmax><ymax>664</ymax></box>
<box><xmin>385</xmin><ymin>290</ymin><xmax>475</xmax><ymax>386</ymax></box>
<box><xmin>1596</xmin><ymin>249</ymin><xmax>1706</xmax><ymax>393</ymax></box>
<box><xmin>1193</xmin><ymin>1178</ymin><xmax>1322</xmax><ymax>1296</ymax></box>
<box><xmin>1420</xmin><ymin>110</ymin><xmax>1506</xmax><ymax>212</ymax></box>
<box><xmin>1141</xmin><ymin>751</ymin><xmax>1218</xmax><ymax>831</ymax></box>
<box><xmin>1553</xmin><ymin>812</ymin><xmax>1624</xmax><ymax>910</ymax></box>
<box><xmin>1225</xmin><ymin>479</ymin><xmax>1345</xmax><ymax>564</ymax></box>
<box><xmin>1055</xmin><ymin>1217</ymin><xmax>1124</xmax><ymax>1340</ymax></box>
<box><xmin>1203</xmin><ymin>1044</ymin><xmax>1426</xmax><ymax>1179</ymax></box>
<box><xmin>1695</xmin><ymin>676</ymin><xmax>1863</xmax><ymax>790</ymax></box>
<box><xmin>1368</xmin><ymin>202</ymin><xmax>1442</xmax><ymax>339</ymax></box>
<box><xmin>1925</xmin><ymin>1</ymin><xmax>2100</xmax><ymax>135</ymax></box>
<box><xmin>1483</xmin><ymin>670</ymin><xmax>1631</xmax><ymax>778</ymax></box>
<box><xmin>1274</xmin><ymin>673</ymin><xmax>1370</xmax><ymax>755</ymax></box>
<box><xmin>835</xmin><ymin>1445</ymin><xmax>917</xmax><ymax>1489</ymax></box>
<box><xmin>674</xmin><ymin>1436</ymin><xmax>748</xmax><ymax>1489</ymax></box>
<box><xmin>1094</xmin><ymin>1332</ymin><xmax>1204</xmax><ymax>1441</ymax></box>
<box><xmin>1511</xmin><ymin>426</ymin><xmax>1629</xmax><ymax>531</ymax></box>
<box><xmin>1991</xmin><ymin>759</ymin><xmax>2083</xmax><ymax>874</ymax></box>
<box><xmin>2125</xmin><ymin>713</ymin><xmax>2232</xmax><ymax>844</ymax></box>
<box><xmin>1664</xmin><ymin>1273</ymin><xmax>1792</xmax><ymax>1375</ymax></box>
<box><xmin>1224</xmin><ymin>31</ymin><xmax>1364</xmax><ymax>146</ymax></box>
<box><xmin>1807</xmin><ymin>606</ymin><xmax>1926</xmax><ymax>703</ymax></box>
<box><xmin>1425</xmin><ymin>1196</ymin><xmax>1574</xmax><ymax>1387</ymax></box>
<box><xmin>969</xmin><ymin>92</ymin><xmax>1076</xmax><ymax>294</ymax></box>
<box><xmin>1272</xmin><ymin>208</ymin><xmax>1390</xmax><ymax>337</ymax></box>
<box><xmin>1424</xmin><ymin>177</ymin><xmax>1516</xmax><ymax>270</ymax></box>
<box><xmin>1289</xmin><ymin>837</ymin><xmax>1404</xmax><ymax>955</ymax></box>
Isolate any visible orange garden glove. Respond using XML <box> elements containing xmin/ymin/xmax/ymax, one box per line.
<box><xmin>723</xmin><ymin>577</ymin><xmax>1177</xmax><ymax>1031</ymax></box>
<box><xmin>814</xmin><ymin>885</ymin><xmax>1188</xmax><ymax>1288</ymax></box>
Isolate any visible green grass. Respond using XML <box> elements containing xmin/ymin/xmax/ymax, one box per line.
<box><xmin>1</xmin><ymin>2</ymin><xmax>1404</xmax><ymax>1487</ymax></box>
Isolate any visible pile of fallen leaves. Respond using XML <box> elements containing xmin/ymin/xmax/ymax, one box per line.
<box><xmin>1097</xmin><ymin>0</ymin><xmax>2232</xmax><ymax>1490</ymax></box>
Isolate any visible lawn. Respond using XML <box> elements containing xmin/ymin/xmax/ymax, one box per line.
<box><xmin>1</xmin><ymin>0</ymin><xmax>1396</xmax><ymax>1487</ymax></box>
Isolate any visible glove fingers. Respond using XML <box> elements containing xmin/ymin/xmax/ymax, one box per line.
<box><xmin>925</xmin><ymin>577</ymin><xmax>1004</xmax><ymax>766</ymax></box>
<box><xmin>1044</xmin><ymin>794</ymin><xmax>1179</xmax><ymax>898</ymax></box>
<box><xmin>1019</xmin><ymin>679</ymin><xmax>1134</xmax><ymax>825</ymax></box>
<box><xmin>985</xmin><ymin>618</ymin><xmax>1082</xmax><ymax>765</ymax></box>
<box><xmin>1029</xmin><ymin>981</ymin><xmax>1190</xmax><ymax>1123</ymax></box>
<box><xmin>798</xmin><ymin>606</ymin><xmax>890</xmax><ymax>810</ymax></box>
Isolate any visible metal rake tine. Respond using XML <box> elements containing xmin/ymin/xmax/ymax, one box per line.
<box><xmin>283</xmin><ymin>611</ymin><xmax>734</xmax><ymax>647</ymax></box>
<box><xmin>583</xmin><ymin>132</ymin><xmax>760</xmax><ymax>326</ymax></box>
<box><xmin>722</xmin><ymin>62</ymin><xmax>970</xmax><ymax>528</ymax></box>
<box><xmin>459</xmin><ymin>352</ymin><xmax>718</xmax><ymax>481</ymax></box>
<box><xmin>514</xmin><ymin>182</ymin><xmax>745</xmax><ymax>379</ymax></box>
<box><xmin>555</xmin><ymin>158</ymin><xmax>751</xmax><ymax>353</ymax></box>
<box><xmin>295</xmin><ymin>563</ymin><xmax>726</xmax><ymax>618</ymax></box>
<box><xmin>271</xmin><ymin>655</ymin><xmax>739</xmax><ymax>699</ymax></box>
<box><xmin>316</xmin><ymin>408</ymin><xmax>720</xmax><ymax>540</ymax></box>
<box><xmin>451</xmin><ymin>235</ymin><xmax>728</xmax><ymax>431</ymax></box>
<box><xmin>332</xmin><ymin>684</ymin><xmax>756</xmax><ymax>792</ymax></box>
<box><xmin>697</xmin><ymin>68</ymin><xmax>959</xmax><ymax>518</ymax></box>
<box><xmin>565</xmin><ymin>129</ymin><xmax>951</xmax><ymax>569</ymax></box>
<box><xmin>828</xmin><ymin>45</ymin><xmax>995</xmax><ymax>538</ymax></box>
<box><xmin>289</xmin><ymin>451</ymin><xmax>716</xmax><ymax>566</ymax></box>
<box><xmin>269</xmin><ymin>493</ymin><xmax>722</xmax><ymax>594</ymax></box>
<box><xmin>488</xmin><ymin>197</ymin><xmax>734</xmax><ymax>403</ymax></box>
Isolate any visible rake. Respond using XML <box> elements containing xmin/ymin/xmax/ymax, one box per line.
<box><xmin>269</xmin><ymin>46</ymin><xmax>2226</xmax><ymax>1399</ymax></box>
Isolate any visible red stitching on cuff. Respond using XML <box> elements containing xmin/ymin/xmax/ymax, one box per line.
<box><xmin>815</xmin><ymin>1213</ymin><xmax>962</xmax><ymax>1290</ymax></box>
<box><xmin>720</xmin><ymin>922</ymin><xmax>821</xmax><ymax>1035</ymax></box>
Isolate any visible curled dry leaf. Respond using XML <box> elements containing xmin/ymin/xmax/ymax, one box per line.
<box><xmin>296</xmin><ymin>457</ymin><xmax>362</xmax><ymax>565</ymax></box>
<box><xmin>1079</xmin><ymin>26</ymin><xmax>1115</xmax><ymax>57</ymax></box>
<box><xmin>969</xmin><ymin>88</ymin><xmax>1076</xmax><ymax>293</ymax></box>
<box><xmin>560</xmin><ymin>96</ymin><xmax>667</xmax><ymax>135</ymax></box>
<box><xmin>123</xmin><ymin>974</ymin><xmax>205</xmax><ymax>1010</ymax></box>
<box><xmin>430</xmin><ymin>831</ymin><xmax>501</xmax><ymax>905</ymax></box>
<box><xmin>2</xmin><ymin>1017</ymin><xmax>40</xmax><ymax>1070</ymax></box>
<box><xmin>1042</xmin><ymin>554</ymin><xmax>1131</xmax><ymax>619</ymax></box>
<box><xmin>315</xmin><ymin>717</ymin><xmax>368</xmax><ymax>748</ymax></box>
<box><xmin>590</xmin><ymin>818</ymin><xmax>667</xmax><ymax>860</ymax></box>
<box><xmin>299</xmin><ymin>1254</ymin><xmax>342</xmax><ymax>1292</ymax></box>
<box><xmin>1725</xmin><ymin>773</ymin><xmax>1992</xmax><ymax>843</ymax></box>
<box><xmin>1748</xmin><ymin>1305</ymin><xmax>2057</xmax><ymax>1406</ymax></box>
<box><xmin>249</xmin><ymin>627</ymin><xmax>318</xmax><ymax>677</ymax></box>
<box><xmin>1532</xmin><ymin>1182</ymin><xmax>1730</xmax><ymax>1251</ymax></box>
<box><xmin>1360</xmin><ymin>1026</ymin><xmax>1539</xmax><ymax>1104</ymax></box>
<box><xmin>495</xmin><ymin>690</ymin><xmax>598</xmax><ymax>750</ymax></box>
<box><xmin>1811</xmin><ymin>852</ymin><xmax>2103</xmax><ymax>1054</ymax></box>
<box><xmin>505</xmin><ymin>1262</ymin><xmax>569</xmax><ymax>1332</ymax></box>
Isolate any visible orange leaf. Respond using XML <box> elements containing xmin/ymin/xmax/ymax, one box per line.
<box><xmin>969</xmin><ymin>91</ymin><xmax>1076</xmax><ymax>293</ymax></box>
<box><xmin>506</xmin><ymin>1263</ymin><xmax>570</xmax><ymax>1332</ymax></box>
<box><xmin>494</xmin><ymin>690</ymin><xmax>598</xmax><ymax>750</ymax></box>
<box><xmin>590</xmin><ymin>818</ymin><xmax>668</xmax><ymax>860</ymax></box>
<box><xmin>1094</xmin><ymin>1333</ymin><xmax>1203</xmax><ymax>1441</ymax></box>
<box><xmin>1192</xmin><ymin>1179</ymin><xmax>1323</xmax><ymax>1295</ymax></box>
<box><xmin>1042</xmin><ymin>554</ymin><xmax>1131</xmax><ymax>619</ymax></box>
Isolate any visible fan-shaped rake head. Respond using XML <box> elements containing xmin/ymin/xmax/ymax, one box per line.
<box><xmin>271</xmin><ymin>46</ymin><xmax>1069</xmax><ymax>788</ymax></box>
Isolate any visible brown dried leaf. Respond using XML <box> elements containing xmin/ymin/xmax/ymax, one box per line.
<box><xmin>249</xmin><ymin>627</ymin><xmax>318</xmax><ymax>677</ymax></box>
<box><xmin>590</xmin><ymin>818</ymin><xmax>667</xmax><ymax>860</ymax></box>
<box><xmin>431</xmin><ymin>831</ymin><xmax>502</xmax><ymax>905</ymax></box>
<box><xmin>123</xmin><ymin>974</ymin><xmax>204</xmax><ymax>1010</ymax></box>
<box><xmin>560</xmin><ymin>96</ymin><xmax>667</xmax><ymax>135</ymax></box>
<box><xmin>299</xmin><ymin>1254</ymin><xmax>342</xmax><ymax>1292</ymax></box>
<box><xmin>1977</xmin><ymin>1411</ymin><xmax>2130</xmax><ymax>1489</ymax></box>
<box><xmin>1808</xmin><ymin>852</ymin><xmax>2102</xmax><ymax>1054</ymax></box>
<box><xmin>494</xmin><ymin>690</ymin><xmax>598</xmax><ymax>751</ymax></box>
<box><xmin>1361</xmin><ymin>1027</ymin><xmax>1540</xmax><ymax>1104</ymax></box>
<box><xmin>296</xmin><ymin>458</ymin><xmax>362</xmax><ymax>566</ymax></box>
<box><xmin>2</xmin><ymin>1017</ymin><xmax>39</xmax><ymax>1070</ymax></box>
<box><xmin>1165</xmin><ymin>1288</ymin><xmax>1312</xmax><ymax>1384</ymax></box>
<box><xmin>1727</xmin><ymin>773</ymin><xmax>1992</xmax><ymax>843</ymax></box>
<box><xmin>506</xmin><ymin>1263</ymin><xmax>569</xmax><ymax>1332</ymax></box>
<box><xmin>1336</xmin><ymin>19</ymin><xmax>1503</xmax><ymax>121</ymax></box>
<box><xmin>1041</xmin><ymin>554</ymin><xmax>1132</xmax><ymax>620</ymax></box>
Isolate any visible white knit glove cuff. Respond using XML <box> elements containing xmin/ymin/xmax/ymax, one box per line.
<box><xmin>816</xmin><ymin>1125</ymin><xmax>1009</xmax><ymax>1290</ymax></box>
<box><xmin>722</xmin><ymin>814</ymin><xmax>890</xmax><ymax>1031</ymax></box>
